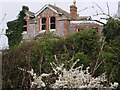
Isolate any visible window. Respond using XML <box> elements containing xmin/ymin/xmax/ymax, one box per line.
<box><xmin>92</xmin><ymin>27</ymin><xmax>98</xmax><ymax>30</ymax></box>
<box><xmin>41</xmin><ymin>17</ymin><xmax>46</xmax><ymax>30</ymax></box>
<box><xmin>77</xmin><ymin>28</ymin><xmax>84</xmax><ymax>32</ymax></box>
<box><xmin>23</xmin><ymin>20</ymin><xmax>27</xmax><ymax>31</ymax></box>
<box><xmin>50</xmin><ymin>16</ymin><xmax>56</xmax><ymax>29</ymax></box>
<box><xmin>77</xmin><ymin>29</ymin><xmax>80</xmax><ymax>32</ymax></box>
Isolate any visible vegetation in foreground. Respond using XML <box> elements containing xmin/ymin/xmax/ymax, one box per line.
<box><xmin>2</xmin><ymin>28</ymin><xmax>120</xmax><ymax>89</ymax></box>
<box><xmin>4</xmin><ymin>5</ymin><xmax>120</xmax><ymax>88</ymax></box>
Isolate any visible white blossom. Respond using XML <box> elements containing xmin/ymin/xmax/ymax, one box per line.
<box><xmin>19</xmin><ymin>59</ymin><xmax>119</xmax><ymax>89</ymax></box>
<box><xmin>110</xmin><ymin>82</ymin><xmax>119</xmax><ymax>88</ymax></box>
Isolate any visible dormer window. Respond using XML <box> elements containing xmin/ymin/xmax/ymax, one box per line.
<box><xmin>50</xmin><ymin>16</ymin><xmax>56</xmax><ymax>29</ymax></box>
<box><xmin>41</xmin><ymin>17</ymin><xmax>46</xmax><ymax>30</ymax></box>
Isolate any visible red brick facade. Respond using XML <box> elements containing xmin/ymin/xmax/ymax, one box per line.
<box><xmin>37</xmin><ymin>13</ymin><xmax>57</xmax><ymax>31</ymax></box>
<box><xmin>70</xmin><ymin>5</ymin><xmax>77</xmax><ymax>20</ymax></box>
<box><xmin>23</xmin><ymin>3</ymin><xmax>103</xmax><ymax>40</ymax></box>
<box><xmin>64</xmin><ymin>20</ymin><xmax>69</xmax><ymax>38</ymax></box>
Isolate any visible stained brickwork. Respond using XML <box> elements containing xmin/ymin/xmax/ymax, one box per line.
<box><xmin>22</xmin><ymin>4</ymin><xmax>104</xmax><ymax>40</ymax></box>
<box><xmin>55</xmin><ymin>20</ymin><xmax>64</xmax><ymax>37</ymax></box>
<box><xmin>70</xmin><ymin>5</ymin><xmax>77</xmax><ymax>19</ymax></box>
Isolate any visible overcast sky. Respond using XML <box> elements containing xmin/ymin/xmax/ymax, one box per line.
<box><xmin>0</xmin><ymin>0</ymin><xmax>120</xmax><ymax>30</ymax></box>
<box><xmin>0</xmin><ymin>0</ymin><xmax>120</xmax><ymax>49</ymax></box>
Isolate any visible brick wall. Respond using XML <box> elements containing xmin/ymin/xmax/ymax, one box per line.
<box><xmin>68</xmin><ymin>23</ymin><xmax>102</xmax><ymax>36</ymax></box>
<box><xmin>38</xmin><ymin>7</ymin><xmax>57</xmax><ymax>31</ymax></box>
<box><xmin>70</xmin><ymin>5</ymin><xmax>77</xmax><ymax>19</ymax></box>
<box><xmin>64</xmin><ymin>20</ymin><xmax>69</xmax><ymax>38</ymax></box>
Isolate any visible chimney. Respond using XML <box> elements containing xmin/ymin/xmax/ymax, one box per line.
<box><xmin>70</xmin><ymin>0</ymin><xmax>77</xmax><ymax>20</ymax></box>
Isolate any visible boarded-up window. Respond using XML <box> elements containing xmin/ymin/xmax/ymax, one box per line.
<box><xmin>50</xmin><ymin>16</ymin><xmax>56</xmax><ymax>29</ymax></box>
<box><xmin>41</xmin><ymin>17</ymin><xmax>46</xmax><ymax>30</ymax></box>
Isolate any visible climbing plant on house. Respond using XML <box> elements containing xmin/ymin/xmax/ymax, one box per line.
<box><xmin>6</xmin><ymin>6</ymin><xmax>29</xmax><ymax>47</ymax></box>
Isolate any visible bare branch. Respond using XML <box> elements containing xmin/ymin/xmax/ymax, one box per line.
<box><xmin>78</xmin><ymin>7</ymin><xmax>88</xmax><ymax>13</ymax></box>
<box><xmin>0</xmin><ymin>13</ymin><xmax>6</xmax><ymax>26</ymax></box>
<box><xmin>92</xmin><ymin>37</ymin><xmax>106</xmax><ymax>75</ymax></box>
<box><xmin>78</xmin><ymin>6</ymin><xmax>94</xmax><ymax>13</ymax></box>
<box><xmin>94</xmin><ymin>59</ymin><xmax>106</xmax><ymax>72</ymax></box>
<box><xmin>106</xmin><ymin>2</ymin><xmax>110</xmax><ymax>17</ymax></box>
<box><xmin>93</xmin><ymin>2</ymin><xmax>104</xmax><ymax>13</ymax></box>
<box><xmin>92</xmin><ymin>2</ymin><xmax>111</xmax><ymax>18</ymax></box>
<box><xmin>93</xmin><ymin>13</ymin><xmax>110</xmax><ymax>17</ymax></box>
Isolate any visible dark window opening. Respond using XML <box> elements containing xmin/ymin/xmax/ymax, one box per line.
<box><xmin>23</xmin><ymin>20</ymin><xmax>27</xmax><ymax>31</ymax></box>
<box><xmin>77</xmin><ymin>29</ymin><xmax>84</xmax><ymax>32</ymax></box>
<box><xmin>42</xmin><ymin>25</ymin><xmax>46</xmax><ymax>30</ymax></box>
<box><xmin>92</xmin><ymin>27</ymin><xmax>98</xmax><ymax>29</ymax></box>
<box><xmin>41</xmin><ymin>17</ymin><xmax>46</xmax><ymax>30</ymax></box>
<box><xmin>92</xmin><ymin>27</ymin><xmax>98</xmax><ymax>31</ymax></box>
<box><xmin>50</xmin><ymin>17</ymin><xmax>56</xmax><ymax>29</ymax></box>
<box><xmin>77</xmin><ymin>29</ymin><xmax>80</xmax><ymax>32</ymax></box>
<box><xmin>50</xmin><ymin>24</ymin><xmax>55</xmax><ymax>29</ymax></box>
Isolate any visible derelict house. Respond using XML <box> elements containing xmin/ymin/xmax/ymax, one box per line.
<box><xmin>23</xmin><ymin>0</ymin><xmax>104</xmax><ymax>40</ymax></box>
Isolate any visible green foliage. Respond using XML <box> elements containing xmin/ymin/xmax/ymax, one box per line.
<box><xmin>66</xmin><ymin>30</ymin><xmax>100</xmax><ymax>54</ymax></box>
<box><xmin>74</xmin><ymin>52</ymin><xmax>89</xmax><ymax>67</ymax></box>
<box><xmin>65</xmin><ymin>30</ymin><xmax>100</xmax><ymax>69</ymax></box>
<box><xmin>6</xmin><ymin>6</ymin><xmax>29</xmax><ymax>47</ymax></box>
<box><xmin>3</xmin><ymin>30</ymin><xmax>120</xmax><ymax>88</ymax></box>
<box><xmin>103</xmin><ymin>17</ymin><xmax>120</xmax><ymax>42</ymax></box>
<box><xmin>103</xmin><ymin>36</ymin><xmax>120</xmax><ymax>86</ymax></box>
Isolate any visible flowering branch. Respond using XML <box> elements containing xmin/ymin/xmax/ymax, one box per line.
<box><xmin>18</xmin><ymin>58</ymin><xmax>118</xmax><ymax>89</ymax></box>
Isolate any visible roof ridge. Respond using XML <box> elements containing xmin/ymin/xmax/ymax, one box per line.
<box><xmin>26</xmin><ymin>10</ymin><xmax>35</xmax><ymax>14</ymax></box>
<box><xmin>48</xmin><ymin>4</ymin><xmax>70</xmax><ymax>18</ymax></box>
<box><xmin>35</xmin><ymin>4</ymin><xmax>70</xmax><ymax>18</ymax></box>
<box><xmin>35</xmin><ymin>4</ymin><xmax>48</xmax><ymax>15</ymax></box>
<box><xmin>48</xmin><ymin>4</ymin><xmax>69</xmax><ymax>14</ymax></box>
<box><xmin>25</xmin><ymin>10</ymin><xmax>35</xmax><ymax>17</ymax></box>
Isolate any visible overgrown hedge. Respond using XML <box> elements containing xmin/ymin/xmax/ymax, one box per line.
<box><xmin>2</xmin><ymin>30</ymin><xmax>120</xmax><ymax>89</ymax></box>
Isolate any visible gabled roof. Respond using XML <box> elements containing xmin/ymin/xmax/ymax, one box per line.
<box><xmin>35</xmin><ymin>4</ymin><xmax>70</xmax><ymax>18</ymax></box>
<box><xmin>48</xmin><ymin>4</ymin><xmax>70</xmax><ymax>18</ymax></box>
<box><xmin>25</xmin><ymin>11</ymin><xmax>35</xmax><ymax>17</ymax></box>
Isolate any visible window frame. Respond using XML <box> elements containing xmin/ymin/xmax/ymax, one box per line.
<box><xmin>77</xmin><ymin>28</ymin><xmax>84</xmax><ymax>32</ymax></box>
<box><xmin>49</xmin><ymin>16</ymin><xmax>56</xmax><ymax>30</ymax></box>
<box><xmin>41</xmin><ymin>17</ymin><xmax>47</xmax><ymax>30</ymax></box>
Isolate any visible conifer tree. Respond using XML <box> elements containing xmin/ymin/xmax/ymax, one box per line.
<box><xmin>6</xmin><ymin>6</ymin><xmax>29</xmax><ymax>47</ymax></box>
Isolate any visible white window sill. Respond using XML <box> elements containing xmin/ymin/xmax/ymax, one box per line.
<box><xmin>39</xmin><ymin>29</ymin><xmax>56</xmax><ymax>34</ymax></box>
<box><xmin>22</xmin><ymin>31</ymin><xmax>28</xmax><ymax>34</ymax></box>
<box><xmin>39</xmin><ymin>30</ymin><xmax>46</xmax><ymax>34</ymax></box>
<box><xmin>50</xmin><ymin>29</ymin><xmax>56</xmax><ymax>32</ymax></box>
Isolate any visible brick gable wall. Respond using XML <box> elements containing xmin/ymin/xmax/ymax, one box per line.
<box><xmin>23</xmin><ymin>5</ymin><xmax>103</xmax><ymax>40</ymax></box>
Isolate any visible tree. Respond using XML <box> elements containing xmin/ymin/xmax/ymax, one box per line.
<box><xmin>103</xmin><ymin>36</ymin><xmax>120</xmax><ymax>88</ymax></box>
<box><xmin>103</xmin><ymin>17</ymin><xmax>120</xmax><ymax>42</ymax></box>
<box><xmin>3</xmin><ymin>30</ymin><xmax>101</xmax><ymax>89</ymax></box>
<box><xmin>6</xmin><ymin>6</ymin><xmax>29</xmax><ymax>47</ymax></box>
<box><xmin>3</xmin><ymin>29</ymin><xmax>120</xmax><ymax>89</ymax></box>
